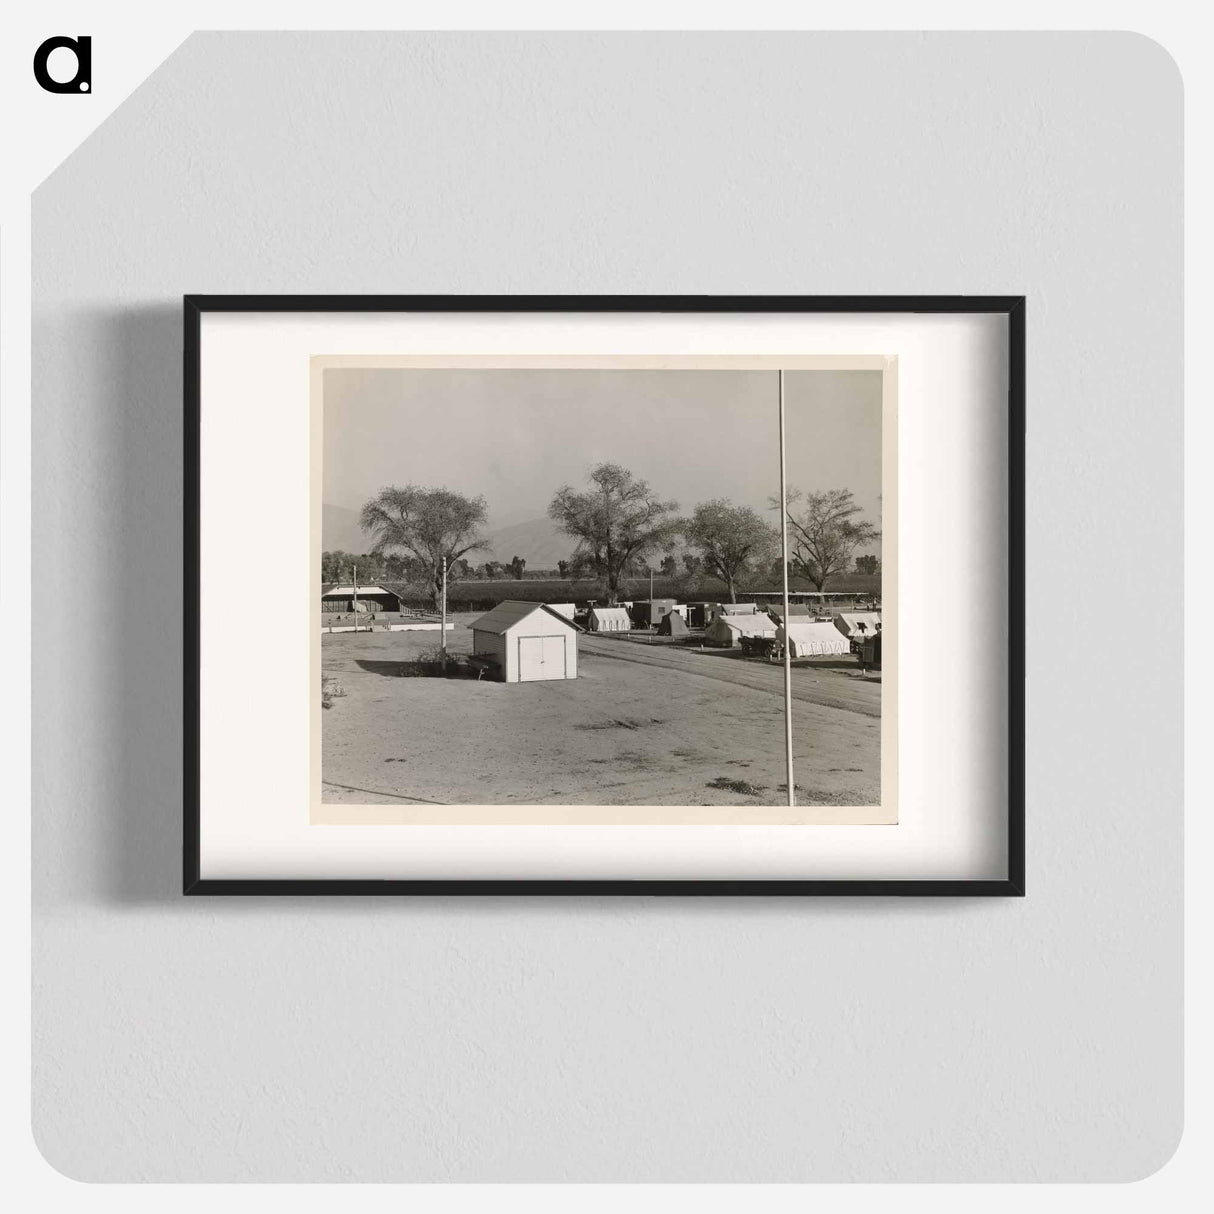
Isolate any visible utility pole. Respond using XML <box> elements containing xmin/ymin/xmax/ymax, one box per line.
<box><xmin>352</xmin><ymin>563</ymin><xmax>359</xmax><ymax>633</ymax></box>
<box><xmin>779</xmin><ymin>370</ymin><xmax>795</xmax><ymax>808</ymax></box>
<box><xmin>440</xmin><ymin>555</ymin><xmax>448</xmax><ymax>669</ymax></box>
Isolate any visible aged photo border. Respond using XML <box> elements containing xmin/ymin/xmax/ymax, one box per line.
<box><xmin>308</xmin><ymin>354</ymin><xmax>897</xmax><ymax>827</ymax></box>
<box><xmin>184</xmin><ymin>296</ymin><xmax>1025</xmax><ymax>896</ymax></box>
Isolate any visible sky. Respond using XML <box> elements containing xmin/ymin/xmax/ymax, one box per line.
<box><xmin>323</xmin><ymin>367</ymin><xmax>882</xmax><ymax>538</ymax></box>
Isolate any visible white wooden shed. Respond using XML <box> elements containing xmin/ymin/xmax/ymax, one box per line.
<box><xmin>469</xmin><ymin>601</ymin><xmax>582</xmax><ymax>683</ymax></box>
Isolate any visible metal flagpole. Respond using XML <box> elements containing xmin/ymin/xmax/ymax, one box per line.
<box><xmin>779</xmin><ymin>370</ymin><xmax>795</xmax><ymax>807</ymax></box>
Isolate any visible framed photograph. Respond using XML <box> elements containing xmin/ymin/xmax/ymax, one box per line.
<box><xmin>185</xmin><ymin>296</ymin><xmax>1024</xmax><ymax>894</ymax></box>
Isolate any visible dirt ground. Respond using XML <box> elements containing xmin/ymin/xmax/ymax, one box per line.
<box><xmin>321</xmin><ymin>613</ymin><xmax>881</xmax><ymax>808</ymax></box>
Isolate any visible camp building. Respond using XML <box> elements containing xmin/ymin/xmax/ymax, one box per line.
<box><xmin>320</xmin><ymin>583</ymin><xmax>402</xmax><ymax>614</ymax></box>
<box><xmin>469</xmin><ymin>601</ymin><xmax>581</xmax><ymax>683</ymax></box>
<box><xmin>631</xmin><ymin>598</ymin><xmax>677</xmax><ymax>627</ymax></box>
<box><xmin>705</xmin><ymin>612</ymin><xmax>778</xmax><ymax>648</ymax></box>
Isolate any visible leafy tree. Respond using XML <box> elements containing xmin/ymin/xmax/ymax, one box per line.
<box><xmin>682</xmin><ymin>553</ymin><xmax>703</xmax><ymax>577</ymax></box>
<box><xmin>548</xmin><ymin>463</ymin><xmax>682</xmax><ymax>604</ymax></box>
<box><xmin>321</xmin><ymin>550</ymin><xmax>350</xmax><ymax>583</ymax></box>
<box><xmin>359</xmin><ymin>485</ymin><xmax>489</xmax><ymax>608</ymax></box>
<box><xmin>854</xmin><ymin>554</ymin><xmax>880</xmax><ymax>576</ymax></box>
<box><xmin>660</xmin><ymin>554</ymin><xmax>678</xmax><ymax>577</ymax></box>
<box><xmin>685</xmin><ymin>499</ymin><xmax>778</xmax><ymax>603</ymax></box>
<box><xmin>510</xmin><ymin>555</ymin><xmax>526</xmax><ymax>580</ymax></box>
<box><xmin>557</xmin><ymin>559</ymin><xmax>570</xmax><ymax>579</ymax></box>
<box><xmin>775</xmin><ymin>489</ymin><xmax>880</xmax><ymax>592</ymax></box>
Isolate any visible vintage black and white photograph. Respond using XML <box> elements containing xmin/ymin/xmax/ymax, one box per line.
<box><xmin>313</xmin><ymin>359</ymin><xmax>894</xmax><ymax>823</ymax></box>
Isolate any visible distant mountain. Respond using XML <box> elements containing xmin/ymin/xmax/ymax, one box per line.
<box><xmin>482</xmin><ymin>517</ymin><xmax>693</xmax><ymax>571</ymax></box>
<box><xmin>481</xmin><ymin>517</ymin><xmax>576</xmax><ymax>569</ymax></box>
<box><xmin>322</xmin><ymin>503</ymin><xmax>366</xmax><ymax>552</ymax></box>
<box><xmin>323</xmin><ymin>505</ymin><xmax>567</xmax><ymax>565</ymax></box>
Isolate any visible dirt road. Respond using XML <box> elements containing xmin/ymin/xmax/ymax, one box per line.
<box><xmin>578</xmin><ymin>634</ymin><xmax>881</xmax><ymax>718</ymax></box>
<box><xmin>320</xmin><ymin>619</ymin><xmax>881</xmax><ymax>810</ymax></box>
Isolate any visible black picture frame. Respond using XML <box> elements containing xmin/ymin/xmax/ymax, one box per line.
<box><xmin>184</xmin><ymin>295</ymin><xmax>1025</xmax><ymax>897</ymax></box>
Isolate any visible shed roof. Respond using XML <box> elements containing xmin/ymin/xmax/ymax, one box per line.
<box><xmin>470</xmin><ymin>600</ymin><xmax>583</xmax><ymax>634</ymax></box>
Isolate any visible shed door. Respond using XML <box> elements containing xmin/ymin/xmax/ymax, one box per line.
<box><xmin>518</xmin><ymin>635</ymin><xmax>566</xmax><ymax>681</ymax></box>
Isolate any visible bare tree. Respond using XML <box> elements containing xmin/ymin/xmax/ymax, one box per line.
<box><xmin>685</xmin><ymin>499</ymin><xmax>778</xmax><ymax>603</ymax></box>
<box><xmin>359</xmin><ymin>485</ymin><xmax>489</xmax><ymax>608</ymax></box>
<box><xmin>774</xmin><ymin>489</ymin><xmax>880</xmax><ymax>591</ymax></box>
<box><xmin>548</xmin><ymin>463</ymin><xmax>681</xmax><ymax>604</ymax></box>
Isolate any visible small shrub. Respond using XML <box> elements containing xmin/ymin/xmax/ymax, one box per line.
<box><xmin>707</xmin><ymin>776</ymin><xmax>766</xmax><ymax>797</ymax></box>
<box><xmin>321</xmin><ymin>676</ymin><xmax>346</xmax><ymax>709</ymax></box>
<box><xmin>415</xmin><ymin>648</ymin><xmax>471</xmax><ymax>678</ymax></box>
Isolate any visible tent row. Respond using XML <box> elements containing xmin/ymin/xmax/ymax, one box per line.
<box><xmin>705</xmin><ymin>614</ymin><xmax>879</xmax><ymax>654</ymax></box>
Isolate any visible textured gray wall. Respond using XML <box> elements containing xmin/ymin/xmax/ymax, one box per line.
<box><xmin>32</xmin><ymin>33</ymin><xmax>1182</xmax><ymax>1181</ymax></box>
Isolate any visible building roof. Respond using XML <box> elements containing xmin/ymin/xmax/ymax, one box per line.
<box><xmin>321</xmin><ymin>584</ymin><xmax>397</xmax><ymax>598</ymax></box>
<box><xmin>766</xmin><ymin>602</ymin><xmax>810</xmax><ymax>617</ymax></box>
<box><xmin>713</xmin><ymin>614</ymin><xmax>777</xmax><ymax>635</ymax></box>
<box><xmin>470</xmin><ymin>600</ymin><xmax>583</xmax><ymax>634</ymax></box>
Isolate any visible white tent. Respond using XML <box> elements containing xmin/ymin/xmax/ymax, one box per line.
<box><xmin>705</xmin><ymin>613</ymin><xmax>778</xmax><ymax>647</ymax></box>
<box><xmin>547</xmin><ymin>602</ymin><xmax>577</xmax><ymax>620</ymax></box>
<box><xmin>834</xmin><ymin>611</ymin><xmax>882</xmax><ymax>640</ymax></box>
<box><xmin>588</xmin><ymin>606</ymin><xmax>631</xmax><ymax>632</ymax></box>
<box><xmin>778</xmin><ymin>620</ymin><xmax>853</xmax><ymax>658</ymax></box>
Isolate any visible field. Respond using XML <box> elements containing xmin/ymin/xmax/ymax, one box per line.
<box><xmin>378</xmin><ymin>573</ymin><xmax>882</xmax><ymax>612</ymax></box>
<box><xmin>321</xmin><ymin>613</ymin><xmax>881</xmax><ymax>808</ymax></box>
